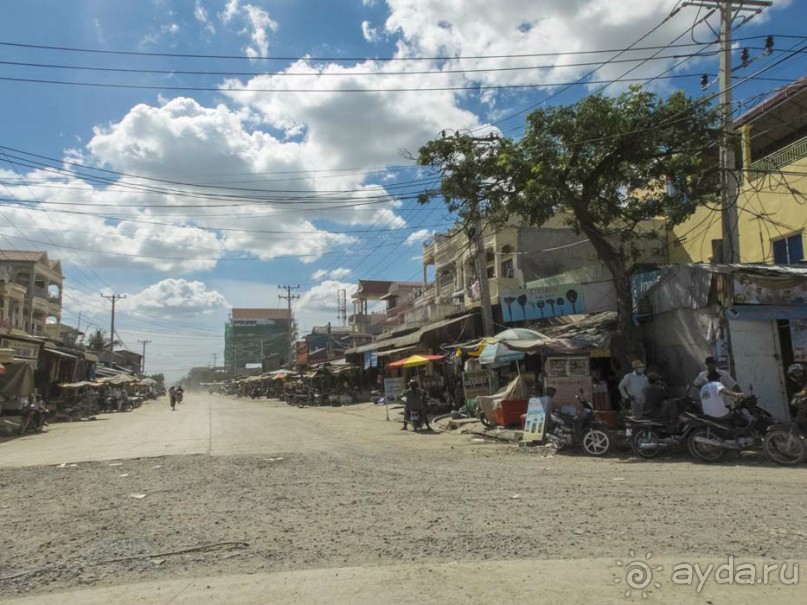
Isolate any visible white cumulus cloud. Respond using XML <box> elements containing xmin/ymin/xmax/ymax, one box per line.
<box><xmin>362</xmin><ymin>20</ymin><xmax>379</xmax><ymax>42</ymax></box>
<box><xmin>120</xmin><ymin>278</ymin><xmax>229</xmax><ymax>318</ymax></box>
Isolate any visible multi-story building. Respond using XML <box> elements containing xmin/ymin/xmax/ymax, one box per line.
<box><xmin>0</xmin><ymin>250</ymin><xmax>63</xmax><ymax>336</ymax></box>
<box><xmin>670</xmin><ymin>76</ymin><xmax>807</xmax><ymax>264</ymax></box>
<box><xmin>224</xmin><ymin>308</ymin><xmax>292</xmax><ymax>371</ymax></box>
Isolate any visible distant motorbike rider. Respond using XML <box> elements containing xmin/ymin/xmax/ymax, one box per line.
<box><xmin>693</xmin><ymin>356</ymin><xmax>739</xmax><ymax>390</ymax></box>
<box><xmin>176</xmin><ymin>385</ymin><xmax>184</xmax><ymax>403</ymax></box>
<box><xmin>402</xmin><ymin>379</ymin><xmax>425</xmax><ymax>431</ymax></box>
<box><xmin>619</xmin><ymin>360</ymin><xmax>649</xmax><ymax>417</ymax></box>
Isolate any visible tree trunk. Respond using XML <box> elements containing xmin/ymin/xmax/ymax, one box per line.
<box><xmin>569</xmin><ymin>210</ymin><xmax>644</xmax><ymax>372</ymax></box>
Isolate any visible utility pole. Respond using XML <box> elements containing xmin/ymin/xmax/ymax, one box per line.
<box><xmin>686</xmin><ymin>0</ymin><xmax>771</xmax><ymax>263</ymax></box>
<box><xmin>137</xmin><ymin>339</ymin><xmax>151</xmax><ymax>374</ymax></box>
<box><xmin>101</xmin><ymin>293</ymin><xmax>126</xmax><ymax>367</ymax></box>
<box><xmin>278</xmin><ymin>285</ymin><xmax>300</xmax><ymax>365</ymax></box>
<box><xmin>471</xmin><ymin>215</ymin><xmax>495</xmax><ymax>337</ymax></box>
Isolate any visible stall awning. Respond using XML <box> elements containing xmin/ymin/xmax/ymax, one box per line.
<box><xmin>375</xmin><ymin>345</ymin><xmax>417</xmax><ymax>357</ymax></box>
<box><xmin>43</xmin><ymin>349</ymin><xmax>77</xmax><ymax>359</ymax></box>
<box><xmin>347</xmin><ymin>338</ymin><xmax>399</xmax><ymax>355</ymax></box>
<box><xmin>391</xmin><ymin>313</ymin><xmax>476</xmax><ymax>348</ymax></box>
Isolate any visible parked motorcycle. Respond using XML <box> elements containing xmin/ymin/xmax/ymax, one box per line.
<box><xmin>626</xmin><ymin>394</ymin><xmax>700</xmax><ymax>459</ymax></box>
<box><xmin>18</xmin><ymin>400</ymin><xmax>48</xmax><ymax>435</ymax></box>
<box><xmin>762</xmin><ymin>394</ymin><xmax>807</xmax><ymax>466</ymax></box>
<box><xmin>545</xmin><ymin>394</ymin><xmax>612</xmax><ymax>456</ymax></box>
<box><xmin>686</xmin><ymin>394</ymin><xmax>774</xmax><ymax>463</ymax></box>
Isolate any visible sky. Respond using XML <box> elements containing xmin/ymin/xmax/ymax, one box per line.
<box><xmin>0</xmin><ymin>0</ymin><xmax>804</xmax><ymax>381</ymax></box>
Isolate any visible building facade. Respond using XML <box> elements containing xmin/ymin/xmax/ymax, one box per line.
<box><xmin>224</xmin><ymin>308</ymin><xmax>292</xmax><ymax>371</ymax></box>
<box><xmin>0</xmin><ymin>250</ymin><xmax>63</xmax><ymax>336</ymax></box>
<box><xmin>670</xmin><ymin>77</ymin><xmax>807</xmax><ymax>265</ymax></box>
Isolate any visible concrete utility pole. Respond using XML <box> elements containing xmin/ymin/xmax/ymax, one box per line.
<box><xmin>686</xmin><ymin>0</ymin><xmax>771</xmax><ymax>263</ymax></box>
<box><xmin>137</xmin><ymin>339</ymin><xmax>151</xmax><ymax>374</ymax></box>
<box><xmin>278</xmin><ymin>285</ymin><xmax>300</xmax><ymax>365</ymax></box>
<box><xmin>101</xmin><ymin>293</ymin><xmax>126</xmax><ymax>367</ymax></box>
<box><xmin>471</xmin><ymin>216</ymin><xmax>495</xmax><ymax>337</ymax></box>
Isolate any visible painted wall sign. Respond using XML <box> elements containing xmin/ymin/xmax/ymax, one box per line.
<box><xmin>500</xmin><ymin>284</ymin><xmax>585</xmax><ymax>322</ymax></box>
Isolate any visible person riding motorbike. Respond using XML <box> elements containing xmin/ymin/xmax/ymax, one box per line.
<box><xmin>787</xmin><ymin>363</ymin><xmax>807</xmax><ymax>396</ymax></box>
<box><xmin>402</xmin><ymin>379</ymin><xmax>426</xmax><ymax>431</ymax></box>
<box><xmin>641</xmin><ymin>372</ymin><xmax>680</xmax><ymax>425</ymax></box>
<box><xmin>699</xmin><ymin>373</ymin><xmax>745</xmax><ymax>419</ymax></box>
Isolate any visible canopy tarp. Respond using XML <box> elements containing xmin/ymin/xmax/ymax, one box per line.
<box><xmin>503</xmin><ymin>337</ymin><xmax>599</xmax><ymax>355</ymax></box>
<box><xmin>60</xmin><ymin>381</ymin><xmax>103</xmax><ymax>389</ymax></box>
<box><xmin>98</xmin><ymin>374</ymin><xmax>137</xmax><ymax>385</ymax></box>
<box><xmin>0</xmin><ymin>362</ymin><xmax>35</xmax><ymax>396</ymax></box>
<box><xmin>476</xmin><ymin>375</ymin><xmax>529</xmax><ymax>420</ymax></box>
<box><xmin>387</xmin><ymin>354</ymin><xmax>445</xmax><ymax>369</ymax></box>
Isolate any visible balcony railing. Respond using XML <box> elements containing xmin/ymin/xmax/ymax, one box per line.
<box><xmin>746</xmin><ymin>135</ymin><xmax>807</xmax><ymax>182</ymax></box>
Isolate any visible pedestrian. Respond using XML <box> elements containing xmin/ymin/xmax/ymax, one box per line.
<box><xmin>169</xmin><ymin>386</ymin><xmax>177</xmax><ymax>411</ymax></box>
<box><xmin>618</xmin><ymin>360</ymin><xmax>649</xmax><ymax>417</ymax></box>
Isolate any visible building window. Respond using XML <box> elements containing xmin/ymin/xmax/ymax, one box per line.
<box><xmin>501</xmin><ymin>258</ymin><xmax>514</xmax><ymax>278</ymax></box>
<box><xmin>772</xmin><ymin>234</ymin><xmax>804</xmax><ymax>265</ymax></box>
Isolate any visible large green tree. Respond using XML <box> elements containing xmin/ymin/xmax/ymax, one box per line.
<box><xmin>418</xmin><ymin>87</ymin><xmax>720</xmax><ymax>366</ymax></box>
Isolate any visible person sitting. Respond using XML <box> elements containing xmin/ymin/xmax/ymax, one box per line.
<box><xmin>402</xmin><ymin>379</ymin><xmax>425</xmax><ymax>431</ymax></box>
<box><xmin>641</xmin><ymin>372</ymin><xmax>678</xmax><ymax>424</ymax></box>
<box><xmin>699</xmin><ymin>378</ymin><xmax>744</xmax><ymax>419</ymax></box>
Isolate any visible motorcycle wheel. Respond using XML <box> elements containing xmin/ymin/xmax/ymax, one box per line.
<box><xmin>581</xmin><ymin>429</ymin><xmax>611</xmax><ymax>456</ymax></box>
<box><xmin>122</xmin><ymin>402</ymin><xmax>134</xmax><ymax>412</ymax></box>
<box><xmin>763</xmin><ymin>430</ymin><xmax>806</xmax><ymax>466</ymax></box>
<box><xmin>687</xmin><ymin>428</ymin><xmax>725</xmax><ymax>463</ymax></box>
<box><xmin>478</xmin><ymin>412</ymin><xmax>494</xmax><ymax>428</ymax></box>
<box><xmin>17</xmin><ymin>415</ymin><xmax>31</xmax><ymax>436</ymax></box>
<box><xmin>631</xmin><ymin>428</ymin><xmax>664</xmax><ymax>459</ymax></box>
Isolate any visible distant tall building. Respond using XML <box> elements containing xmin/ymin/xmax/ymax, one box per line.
<box><xmin>224</xmin><ymin>308</ymin><xmax>292</xmax><ymax>371</ymax></box>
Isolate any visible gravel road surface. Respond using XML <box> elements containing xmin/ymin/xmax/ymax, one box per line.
<box><xmin>0</xmin><ymin>392</ymin><xmax>805</xmax><ymax>604</ymax></box>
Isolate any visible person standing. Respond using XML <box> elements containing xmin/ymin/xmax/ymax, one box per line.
<box><xmin>169</xmin><ymin>386</ymin><xmax>177</xmax><ymax>411</ymax></box>
<box><xmin>619</xmin><ymin>360</ymin><xmax>649</xmax><ymax>418</ymax></box>
<box><xmin>693</xmin><ymin>356</ymin><xmax>739</xmax><ymax>389</ymax></box>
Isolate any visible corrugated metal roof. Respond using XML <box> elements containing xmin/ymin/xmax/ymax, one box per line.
<box><xmin>0</xmin><ymin>250</ymin><xmax>47</xmax><ymax>262</ymax></box>
<box><xmin>391</xmin><ymin>313</ymin><xmax>476</xmax><ymax>348</ymax></box>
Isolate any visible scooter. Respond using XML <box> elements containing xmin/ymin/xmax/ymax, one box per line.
<box><xmin>545</xmin><ymin>394</ymin><xmax>612</xmax><ymax>456</ymax></box>
<box><xmin>626</xmin><ymin>394</ymin><xmax>700</xmax><ymax>459</ymax></box>
<box><xmin>762</xmin><ymin>394</ymin><xmax>807</xmax><ymax>466</ymax></box>
<box><xmin>686</xmin><ymin>395</ymin><xmax>774</xmax><ymax>463</ymax></box>
<box><xmin>18</xmin><ymin>401</ymin><xmax>48</xmax><ymax>435</ymax></box>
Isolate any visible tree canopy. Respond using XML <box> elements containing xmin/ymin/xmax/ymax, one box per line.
<box><xmin>417</xmin><ymin>87</ymin><xmax>721</xmax><ymax>365</ymax></box>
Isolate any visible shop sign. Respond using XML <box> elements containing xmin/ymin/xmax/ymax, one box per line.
<box><xmin>631</xmin><ymin>270</ymin><xmax>662</xmax><ymax>311</ymax></box>
<box><xmin>522</xmin><ymin>397</ymin><xmax>548</xmax><ymax>442</ymax></box>
<box><xmin>733</xmin><ymin>275</ymin><xmax>807</xmax><ymax>305</ymax></box>
<box><xmin>364</xmin><ymin>351</ymin><xmax>378</xmax><ymax>369</ymax></box>
<box><xmin>500</xmin><ymin>284</ymin><xmax>585</xmax><ymax>322</ymax></box>
<box><xmin>384</xmin><ymin>376</ymin><xmax>406</xmax><ymax>404</ymax></box>
<box><xmin>544</xmin><ymin>356</ymin><xmax>592</xmax><ymax>405</ymax></box>
<box><xmin>462</xmin><ymin>369</ymin><xmax>490</xmax><ymax>400</ymax></box>
<box><xmin>233</xmin><ymin>319</ymin><xmax>277</xmax><ymax>326</ymax></box>
<box><xmin>792</xmin><ymin>320</ymin><xmax>807</xmax><ymax>362</ymax></box>
<box><xmin>0</xmin><ymin>338</ymin><xmax>39</xmax><ymax>360</ymax></box>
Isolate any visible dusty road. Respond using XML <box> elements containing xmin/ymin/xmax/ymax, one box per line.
<box><xmin>1</xmin><ymin>392</ymin><xmax>805</xmax><ymax>604</ymax></box>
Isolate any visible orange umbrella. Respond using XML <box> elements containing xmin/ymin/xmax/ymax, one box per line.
<box><xmin>387</xmin><ymin>354</ymin><xmax>445</xmax><ymax>369</ymax></box>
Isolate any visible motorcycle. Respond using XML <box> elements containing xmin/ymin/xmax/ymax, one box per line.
<box><xmin>626</xmin><ymin>394</ymin><xmax>700</xmax><ymax>459</ymax></box>
<box><xmin>686</xmin><ymin>394</ymin><xmax>774</xmax><ymax>463</ymax></box>
<box><xmin>762</xmin><ymin>394</ymin><xmax>807</xmax><ymax>466</ymax></box>
<box><xmin>18</xmin><ymin>401</ymin><xmax>48</xmax><ymax>435</ymax></box>
<box><xmin>545</xmin><ymin>394</ymin><xmax>612</xmax><ymax>456</ymax></box>
<box><xmin>408</xmin><ymin>409</ymin><xmax>424</xmax><ymax>432</ymax></box>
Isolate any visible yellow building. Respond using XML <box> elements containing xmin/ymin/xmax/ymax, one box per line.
<box><xmin>671</xmin><ymin>78</ymin><xmax>807</xmax><ymax>264</ymax></box>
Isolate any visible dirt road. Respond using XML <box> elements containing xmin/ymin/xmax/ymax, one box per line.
<box><xmin>0</xmin><ymin>392</ymin><xmax>805</xmax><ymax>604</ymax></box>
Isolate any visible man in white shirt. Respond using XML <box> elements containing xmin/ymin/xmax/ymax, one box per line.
<box><xmin>693</xmin><ymin>356</ymin><xmax>739</xmax><ymax>389</ymax></box>
<box><xmin>700</xmin><ymin>380</ymin><xmax>744</xmax><ymax>418</ymax></box>
<box><xmin>619</xmin><ymin>360</ymin><xmax>649</xmax><ymax>417</ymax></box>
